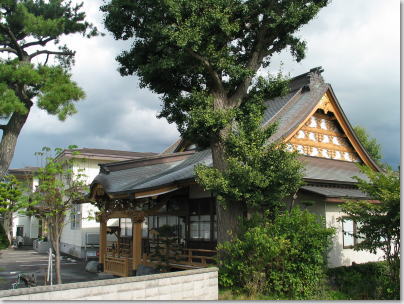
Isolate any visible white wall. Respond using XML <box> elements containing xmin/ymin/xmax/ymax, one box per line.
<box><xmin>325</xmin><ymin>203</ymin><xmax>384</xmax><ymax>267</ymax></box>
<box><xmin>60</xmin><ymin>158</ymin><xmax>110</xmax><ymax>255</ymax></box>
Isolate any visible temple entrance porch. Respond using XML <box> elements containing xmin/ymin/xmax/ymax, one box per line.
<box><xmin>95</xmin><ymin>192</ymin><xmax>217</xmax><ymax>277</ymax></box>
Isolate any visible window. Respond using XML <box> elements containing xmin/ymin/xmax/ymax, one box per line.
<box><xmin>120</xmin><ymin>218</ymin><xmax>132</xmax><ymax>237</ymax></box>
<box><xmin>342</xmin><ymin>218</ymin><xmax>364</xmax><ymax>248</ymax></box>
<box><xmin>70</xmin><ymin>204</ymin><xmax>81</xmax><ymax>230</ymax></box>
<box><xmin>190</xmin><ymin>215</ymin><xmax>211</xmax><ymax>241</ymax></box>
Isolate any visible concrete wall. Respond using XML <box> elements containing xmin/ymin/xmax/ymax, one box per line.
<box><xmin>0</xmin><ymin>268</ymin><xmax>218</xmax><ymax>301</ymax></box>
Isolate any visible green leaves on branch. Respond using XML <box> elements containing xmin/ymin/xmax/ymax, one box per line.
<box><xmin>102</xmin><ymin>0</ymin><xmax>329</xmax><ymax>139</ymax></box>
<box><xmin>29</xmin><ymin>146</ymin><xmax>88</xmax><ymax>219</ymax></box>
<box><xmin>0</xmin><ymin>174</ymin><xmax>22</xmax><ymax>214</ymax></box>
<box><xmin>340</xmin><ymin>165</ymin><xmax>400</xmax><ymax>299</ymax></box>
<box><xmin>0</xmin><ymin>60</ymin><xmax>84</xmax><ymax>119</ymax></box>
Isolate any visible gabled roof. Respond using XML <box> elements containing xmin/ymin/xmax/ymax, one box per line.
<box><xmin>167</xmin><ymin>67</ymin><xmax>380</xmax><ymax>171</ymax></box>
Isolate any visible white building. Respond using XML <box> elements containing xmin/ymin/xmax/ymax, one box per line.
<box><xmin>57</xmin><ymin>148</ymin><xmax>156</xmax><ymax>259</ymax></box>
<box><xmin>8</xmin><ymin>167</ymin><xmax>40</xmax><ymax>246</ymax></box>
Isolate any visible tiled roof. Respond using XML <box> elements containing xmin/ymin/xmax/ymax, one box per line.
<box><xmin>300</xmin><ymin>185</ymin><xmax>368</xmax><ymax>199</ymax></box>
<box><xmin>299</xmin><ymin>155</ymin><xmax>367</xmax><ymax>183</ymax></box>
<box><xmin>94</xmin><ymin>149</ymin><xmax>367</xmax><ymax>196</ymax></box>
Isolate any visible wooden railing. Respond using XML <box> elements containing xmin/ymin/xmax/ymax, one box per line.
<box><xmin>106</xmin><ymin>240</ymin><xmax>131</xmax><ymax>258</ymax></box>
<box><xmin>142</xmin><ymin>242</ymin><xmax>216</xmax><ymax>270</ymax></box>
<box><xmin>104</xmin><ymin>256</ymin><xmax>133</xmax><ymax>277</ymax></box>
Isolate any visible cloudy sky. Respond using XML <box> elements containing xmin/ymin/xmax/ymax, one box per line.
<box><xmin>9</xmin><ymin>0</ymin><xmax>400</xmax><ymax>169</ymax></box>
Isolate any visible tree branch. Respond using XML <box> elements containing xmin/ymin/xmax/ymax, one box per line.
<box><xmin>0</xmin><ymin>125</ymin><xmax>6</xmax><ymax>131</ymax></box>
<box><xmin>0</xmin><ymin>25</ymin><xmax>24</xmax><ymax>59</ymax></box>
<box><xmin>22</xmin><ymin>37</ymin><xmax>55</xmax><ymax>49</ymax></box>
<box><xmin>0</xmin><ymin>47</ymin><xmax>17</xmax><ymax>54</ymax></box>
<box><xmin>29</xmin><ymin>49</ymin><xmax>75</xmax><ymax>60</ymax></box>
<box><xmin>229</xmin><ymin>27</ymin><xmax>269</xmax><ymax>107</ymax></box>
<box><xmin>186</xmin><ymin>48</ymin><xmax>225</xmax><ymax>95</ymax></box>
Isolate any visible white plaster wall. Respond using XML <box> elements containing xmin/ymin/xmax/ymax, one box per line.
<box><xmin>325</xmin><ymin>203</ymin><xmax>384</xmax><ymax>267</ymax></box>
<box><xmin>60</xmin><ymin>158</ymin><xmax>108</xmax><ymax>251</ymax></box>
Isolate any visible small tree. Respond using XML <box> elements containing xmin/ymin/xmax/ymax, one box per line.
<box><xmin>341</xmin><ymin>165</ymin><xmax>400</xmax><ymax>299</ymax></box>
<box><xmin>0</xmin><ymin>174</ymin><xmax>22</xmax><ymax>245</ymax></box>
<box><xmin>28</xmin><ymin>146</ymin><xmax>87</xmax><ymax>284</ymax></box>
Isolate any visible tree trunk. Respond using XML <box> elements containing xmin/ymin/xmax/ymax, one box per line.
<box><xmin>211</xmin><ymin>130</ymin><xmax>246</xmax><ymax>244</ymax></box>
<box><xmin>0</xmin><ymin>111</ymin><xmax>30</xmax><ymax>177</ymax></box>
<box><xmin>5</xmin><ymin>212</ymin><xmax>13</xmax><ymax>246</ymax></box>
<box><xmin>54</xmin><ymin>238</ymin><xmax>62</xmax><ymax>284</ymax></box>
<box><xmin>48</xmin><ymin>220</ymin><xmax>62</xmax><ymax>284</ymax></box>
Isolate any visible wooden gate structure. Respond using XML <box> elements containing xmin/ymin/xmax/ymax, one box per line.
<box><xmin>95</xmin><ymin>196</ymin><xmax>217</xmax><ymax>277</ymax></box>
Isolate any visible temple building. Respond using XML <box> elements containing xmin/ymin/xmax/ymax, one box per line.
<box><xmin>88</xmin><ymin>67</ymin><xmax>384</xmax><ymax>277</ymax></box>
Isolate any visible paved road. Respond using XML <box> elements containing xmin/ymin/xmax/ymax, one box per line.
<box><xmin>0</xmin><ymin>247</ymin><xmax>106</xmax><ymax>290</ymax></box>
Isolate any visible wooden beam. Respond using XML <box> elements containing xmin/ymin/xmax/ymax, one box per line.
<box><xmin>132</xmin><ymin>215</ymin><xmax>144</xmax><ymax>270</ymax></box>
<box><xmin>99</xmin><ymin>215</ymin><xmax>107</xmax><ymax>267</ymax></box>
<box><xmin>134</xmin><ymin>185</ymin><xmax>179</xmax><ymax>199</ymax></box>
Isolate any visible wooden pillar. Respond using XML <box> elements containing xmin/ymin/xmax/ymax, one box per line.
<box><xmin>132</xmin><ymin>213</ymin><xmax>145</xmax><ymax>270</ymax></box>
<box><xmin>99</xmin><ymin>214</ymin><xmax>107</xmax><ymax>268</ymax></box>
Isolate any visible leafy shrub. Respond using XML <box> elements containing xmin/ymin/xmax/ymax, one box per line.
<box><xmin>328</xmin><ymin>261</ymin><xmax>399</xmax><ymax>300</ymax></box>
<box><xmin>0</xmin><ymin>223</ymin><xmax>9</xmax><ymax>249</ymax></box>
<box><xmin>218</xmin><ymin>207</ymin><xmax>335</xmax><ymax>299</ymax></box>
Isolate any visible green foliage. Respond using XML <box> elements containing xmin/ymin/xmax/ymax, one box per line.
<box><xmin>328</xmin><ymin>261</ymin><xmax>397</xmax><ymax>300</ymax></box>
<box><xmin>353</xmin><ymin>125</ymin><xmax>383</xmax><ymax>167</ymax></box>
<box><xmin>28</xmin><ymin>146</ymin><xmax>88</xmax><ymax>220</ymax></box>
<box><xmin>340</xmin><ymin>165</ymin><xmax>400</xmax><ymax>299</ymax></box>
<box><xmin>196</xmin><ymin>74</ymin><xmax>304</xmax><ymax>212</ymax></box>
<box><xmin>218</xmin><ymin>208</ymin><xmax>335</xmax><ymax>299</ymax></box>
<box><xmin>0</xmin><ymin>174</ymin><xmax>22</xmax><ymax>214</ymax></box>
<box><xmin>0</xmin><ymin>222</ymin><xmax>9</xmax><ymax>249</ymax></box>
<box><xmin>0</xmin><ymin>60</ymin><xmax>84</xmax><ymax>120</ymax></box>
<box><xmin>101</xmin><ymin>0</ymin><xmax>329</xmax><ymax>144</ymax></box>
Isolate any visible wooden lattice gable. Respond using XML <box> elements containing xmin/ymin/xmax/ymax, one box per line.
<box><xmin>284</xmin><ymin>89</ymin><xmax>379</xmax><ymax>170</ymax></box>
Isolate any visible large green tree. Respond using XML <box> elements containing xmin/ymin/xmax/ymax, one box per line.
<box><xmin>101</xmin><ymin>0</ymin><xmax>329</xmax><ymax>242</ymax></box>
<box><xmin>0</xmin><ymin>0</ymin><xmax>99</xmax><ymax>177</ymax></box>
